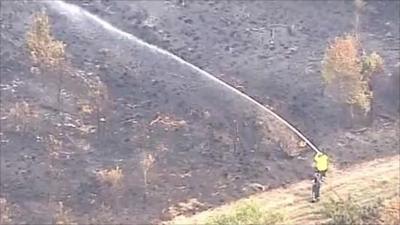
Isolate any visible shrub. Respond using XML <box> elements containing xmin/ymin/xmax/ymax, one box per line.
<box><xmin>96</xmin><ymin>166</ymin><xmax>124</xmax><ymax>187</ymax></box>
<box><xmin>205</xmin><ymin>201</ymin><xmax>284</xmax><ymax>225</ymax></box>
<box><xmin>9</xmin><ymin>101</ymin><xmax>38</xmax><ymax>132</ymax></box>
<box><xmin>321</xmin><ymin>195</ymin><xmax>384</xmax><ymax>225</ymax></box>
<box><xmin>26</xmin><ymin>11</ymin><xmax>65</xmax><ymax>68</ymax></box>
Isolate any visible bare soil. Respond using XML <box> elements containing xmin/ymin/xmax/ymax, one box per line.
<box><xmin>0</xmin><ymin>0</ymin><xmax>399</xmax><ymax>224</ymax></box>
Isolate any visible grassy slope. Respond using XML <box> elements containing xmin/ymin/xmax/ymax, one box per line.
<box><xmin>169</xmin><ymin>155</ymin><xmax>400</xmax><ymax>225</ymax></box>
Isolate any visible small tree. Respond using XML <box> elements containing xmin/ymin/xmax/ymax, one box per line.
<box><xmin>141</xmin><ymin>152</ymin><xmax>155</xmax><ymax>189</ymax></box>
<box><xmin>88</xmin><ymin>76</ymin><xmax>109</xmax><ymax>138</ymax></box>
<box><xmin>45</xmin><ymin>133</ymin><xmax>62</xmax><ymax>206</ymax></box>
<box><xmin>322</xmin><ymin>0</ymin><xmax>383</xmax><ymax>118</ymax></box>
<box><xmin>354</xmin><ymin>0</ymin><xmax>365</xmax><ymax>37</ymax></box>
<box><xmin>322</xmin><ymin>34</ymin><xmax>383</xmax><ymax>116</ymax></box>
<box><xmin>26</xmin><ymin>11</ymin><xmax>65</xmax><ymax>68</ymax></box>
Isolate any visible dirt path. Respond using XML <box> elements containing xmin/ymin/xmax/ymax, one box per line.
<box><xmin>169</xmin><ymin>155</ymin><xmax>400</xmax><ymax>225</ymax></box>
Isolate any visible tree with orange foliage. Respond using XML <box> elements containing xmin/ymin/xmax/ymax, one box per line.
<box><xmin>322</xmin><ymin>34</ymin><xmax>383</xmax><ymax>116</ymax></box>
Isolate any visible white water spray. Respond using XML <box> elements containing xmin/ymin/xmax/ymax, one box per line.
<box><xmin>46</xmin><ymin>0</ymin><xmax>322</xmax><ymax>154</ymax></box>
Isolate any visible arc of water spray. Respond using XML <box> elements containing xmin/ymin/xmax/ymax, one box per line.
<box><xmin>47</xmin><ymin>0</ymin><xmax>322</xmax><ymax>154</ymax></box>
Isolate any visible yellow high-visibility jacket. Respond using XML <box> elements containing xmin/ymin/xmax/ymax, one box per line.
<box><xmin>314</xmin><ymin>153</ymin><xmax>329</xmax><ymax>171</ymax></box>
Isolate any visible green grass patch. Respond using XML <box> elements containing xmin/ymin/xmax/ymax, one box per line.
<box><xmin>205</xmin><ymin>201</ymin><xmax>284</xmax><ymax>225</ymax></box>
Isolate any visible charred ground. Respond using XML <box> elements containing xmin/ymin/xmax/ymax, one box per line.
<box><xmin>0</xmin><ymin>0</ymin><xmax>399</xmax><ymax>224</ymax></box>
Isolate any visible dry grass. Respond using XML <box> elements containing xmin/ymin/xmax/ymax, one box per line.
<box><xmin>9</xmin><ymin>101</ymin><xmax>39</xmax><ymax>132</ymax></box>
<box><xmin>150</xmin><ymin>114</ymin><xmax>187</xmax><ymax>129</ymax></box>
<box><xmin>382</xmin><ymin>196</ymin><xmax>400</xmax><ymax>225</ymax></box>
<box><xmin>0</xmin><ymin>198</ymin><xmax>12</xmax><ymax>225</ymax></box>
<box><xmin>46</xmin><ymin>134</ymin><xmax>62</xmax><ymax>158</ymax></box>
<box><xmin>78</xmin><ymin>102</ymin><xmax>95</xmax><ymax>115</ymax></box>
<box><xmin>26</xmin><ymin>11</ymin><xmax>65</xmax><ymax>68</ymax></box>
<box><xmin>96</xmin><ymin>166</ymin><xmax>124</xmax><ymax>187</ymax></box>
<box><xmin>76</xmin><ymin>76</ymin><xmax>109</xmax><ymax>131</ymax></box>
<box><xmin>166</xmin><ymin>198</ymin><xmax>207</xmax><ymax>219</ymax></box>
<box><xmin>322</xmin><ymin>34</ymin><xmax>383</xmax><ymax>114</ymax></box>
<box><xmin>88</xmin><ymin>204</ymin><xmax>117</xmax><ymax>224</ymax></box>
<box><xmin>54</xmin><ymin>202</ymin><xmax>76</xmax><ymax>225</ymax></box>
